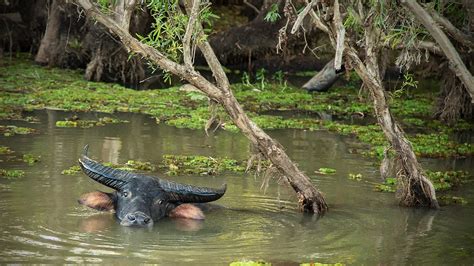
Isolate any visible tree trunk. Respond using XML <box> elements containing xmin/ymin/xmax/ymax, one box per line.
<box><xmin>346</xmin><ymin>45</ymin><xmax>439</xmax><ymax>208</ymax></box>
<box><xmin>292</xmin><ymin>0</ymin><xmax>439</xmax><ymax>209</ymax></box>
<box><xmin>75</xmin><ymin>0</ymin><xmax>328</xmax><ymax>215</ymax></box>
<box><xmin>35</xmin><ymin>0</ymin><xmax>63</xmax><ymax>65</ymax></box>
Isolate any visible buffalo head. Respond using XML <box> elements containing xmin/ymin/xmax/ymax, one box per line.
<box><xmin>77</xmin><ymin>146</ymin><xmax>226</xmax><ymax>226</ymax></box>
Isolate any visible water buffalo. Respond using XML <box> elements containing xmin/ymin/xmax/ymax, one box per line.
<box><xmin>77</xmin><ymin>146</ymin><xmax>226</xmax><ymax>226</ymax></box>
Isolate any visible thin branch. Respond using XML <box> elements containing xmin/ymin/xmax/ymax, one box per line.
<box><xmin>183</xmin><ymin>2</ymin><xmax>230</xmax><ymax>91</ymax></box>
<box><xmin>308</xmin><ymin>3</ymin><xmax>329</xmax><ymax>33</ymax></box>
<box><xmin>243</xmin><ymin>0</ymin><xmax>260</xmax><ymax>15</ymax></box>
<box><xmin>290</xmin><ymin>0</ymin><xmax>316</xmax><ymax>34</ymax></box>
<box><xmin>401</xmin><ymin>0</ymin><xmax>474</xmax><ymax>103</ymax></box>
<box><xmin>183</xmin><ymin>0</ymin><xmax>200</xmax><ymax>68</ymax></box>
<box><xmin>387</xmin><ymin>40</ymin><xmax>443</xmax><ymax>56</ymax></box>
<box><xmin>333</xmin><ymin>0</ymin><xmax>345</xmax><ymax>71</ymax></box>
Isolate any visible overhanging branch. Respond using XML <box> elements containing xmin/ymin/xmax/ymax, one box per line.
<box><xmin>401</xmin><ymin>0</ymin><xmax>474</xmax><ymax>103</ymax></box>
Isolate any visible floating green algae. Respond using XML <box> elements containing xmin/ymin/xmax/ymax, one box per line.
<box><xmin>0</xmin><ymin>125</ymin><xmax>36</xmax><ymax>136</ymax></box>
<box><xmin>438</xmin><ymin>195</ymin><xmax>468</xmax><ymax>206</ymax></box>
<box><xmin>1</xmin><ymin>56</ymin><xmax>472</xmax><ymax>159</ymax></box>
<box><xmin>0</xmin><ymin>146</ymin><xmax>13</xmax><ymax>155</ymax></box>
<box><xmin>61</xmin><ymin>165</ymin><xmax>81</xmax><ymax>175</ymax></box>
<box><xmin>316</xmin><ymin>167</ymin><xmax>337</xmax><ymax>175</ymax></box>
<box><xmin>0</xmin><ymin>169</ymin><xmax>25</xmax><ymax>179</ymax></box>
<box><xmin>161</xmin><ymin>154</ymin><xmax>246</xmax><ymax>176</ymax></box>
<box><xmin>23</xmin><ymin>154</ymin><xmax>41</xmax><ymax>165</ymax></box>
<box><xmin>55</xmin><ymin>117</ymin><xmax>128</xmax><ymax>128</ymax></box>
<box><xmin>375</xmin><ymin>171</ymin><xmax>471</xmax><ymax>192</ymax></box>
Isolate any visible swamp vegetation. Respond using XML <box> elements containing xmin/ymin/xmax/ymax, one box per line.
<box><xmin>0</xmin><ymin>0</ymin><xmax>474</xmax><ymax>264</ymax></box>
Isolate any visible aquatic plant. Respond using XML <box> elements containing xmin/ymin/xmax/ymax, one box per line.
<box><xmin>0</xmin><ymin>169</ymin><xmax>25</xmax><ymax>179</ymax></box>
<box><xmin>438</xmin><ymin>195</ymin><xmax>468</xmax><ymax>206</ymax></box>
<box><xmin>61</xmin><ymin>165</ymin><xmax>81</xmax><ymax>175</ymax></box>
<box><xmin>348</xmin><ymin>173</ymin><xmax>362</xmax><ymax>181</ymax></box>
<box><xmin>0</xmin><ymin>56</ymin><xmax>472</xmax><ymax>159</ymax></box>
<box><xmin>55</xmin><ymin>117</ymin><xmax>128</xmax><ymax>128</ymax></box>
<box><xmin>316</xmin><ymin>168</ymin><xmax>337</xmax><ymax>175</ymax></box>
<box><xmin>161</xmin><ymin>154</ymin><xmax>246</xmax><ymax>176</ymax></box>
<box><xmin>0</xmin><ymin>125</ymin><xmax>36</xmax><ymax>136</ymax></box>
<box><xmin>0</xmin><ymin>146</ymin><xmax>13</xmax><ymax>155</ymax></box>
<box><xmin>230</xmin><ymin>261</ymin><xmax>271</xmax><ymax>266</ymax></box>
<box><xmin>375</xmin><ymin>171</ymin><xmax>471</xmax><ymax>192</ymax></box>
<box><xmin>23</xmin><ymin>154</ymin><xmax>41</xmax><ymax>165</ymax></box>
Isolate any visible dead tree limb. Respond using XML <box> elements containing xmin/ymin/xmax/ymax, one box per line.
<box><xmin>401</xmin><ymin>0</ymin><xmax>474</xmax><ymax>103</ymax></box>
<box><xmin>426</xmin><ymin>6</ymin><xmax>474</xmax><ymax>51</ymax></box>
<box><xmin>75</xmin><ymin>0</ymin><xmax>328</xmax><ymax>215</ymax></box>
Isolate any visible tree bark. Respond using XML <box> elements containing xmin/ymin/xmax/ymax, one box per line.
<box><xmin>293</xmin><ymin>2</ymin><xmax>439</xmax><ymax>209</ymax></box>
<box><xmin>347</xmin><ymin>48</ymin><xmax>439</xmax><ymax>208</ymax></box>
<box><xmin>75</xmin><ymin>0</ymin><xmax>328</xmax><ymax>215</ymax></box>
<box><xmin>35</xmin><ymin>0</ymin><xmax>63</xmax><ymax>65</ymax></box>
<box><xmin>401</xmin><ymin>0</ymin><xmax>474</xmax><ymax>103</ymax></box>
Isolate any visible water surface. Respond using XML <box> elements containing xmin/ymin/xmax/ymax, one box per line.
<box><xmin>1</xmin><ymin>110</ymin><xmax>473</xmax><ymax>264</ymax></box>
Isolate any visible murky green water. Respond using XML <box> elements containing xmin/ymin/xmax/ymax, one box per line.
<box><xmin>1</xmin><ymin>110</ymin><xmax>473</xmax><ymax>264</ymax></box>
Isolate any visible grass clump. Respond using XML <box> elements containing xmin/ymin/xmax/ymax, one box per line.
<box><xmin>161</xmin><ymin>154</ymin><xmax>246</xmax><ymax>176</ymax></box>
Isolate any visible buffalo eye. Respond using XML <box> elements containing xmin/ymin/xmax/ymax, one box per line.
<box><xmin>122</xmin><ymin>191</ymin><xmax>129</xmax><ymax>197</ymax></box>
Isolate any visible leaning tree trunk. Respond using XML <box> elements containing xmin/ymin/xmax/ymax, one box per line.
<box><xmin>401</xmin><ymin>0</ymin><xmax>474</xmax><ymax>103</ymax></box>
<box><xmin>291</xmin><ymin>0</ymin><xmax>439</xmax><ymax>208</ymax></box>
<box><xmin>346</xmin><ymin>32</ymin><xmax>439</xmax><ymax>208</ymax></box>
<box><xmin>75</xmin><ymin>0</ymin><xmax>328</xmax><ymax>214</ymax></box>
<box><xmin>35</xmin><ymin>0</ymin><xmax>63</xmax><ymax>65</ymax></box>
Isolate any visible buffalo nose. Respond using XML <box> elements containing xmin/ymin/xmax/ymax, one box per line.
<box><xmin>143</xmin><ymin>217</ymin><xmax>151</xmax><ymax>224</ymax></box>
<box><xmin>127</xmin><ymin>214</ymin><xmax>136</xmax><ymax>221</ymax></box>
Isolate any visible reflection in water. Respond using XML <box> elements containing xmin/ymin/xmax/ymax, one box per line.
<box><xmin>0</xmin><ymin>110</ymin><xmax>473</xmax><ymax>264</ymax></box>
<box><xmin>79</xmin><ymin>213</ymin><xmax>115</xmax><ymax>233</ymax></box>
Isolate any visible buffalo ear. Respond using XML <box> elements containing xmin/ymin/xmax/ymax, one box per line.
<box><xmin>78</xmin><ymin>191</ymin><xmax>115</xmax><ymax>211</ymax></box>
<box><xmin>168</xmin><ymin>204</ymin><xmax>205</xmax><ymax>220</ymax></box>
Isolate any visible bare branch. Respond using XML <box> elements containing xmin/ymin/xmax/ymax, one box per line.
<box><xmin>333</xmin><ymin>0</ymin><xmax>345</xmax><ymax>71</ymax></box>
<box><xmin>183</xmin><ymin>0</ymin><xmax>200</xmax><ymax>68</ymax></box>
<box><xmin>290</xmin><ymin>0</ymin><xmax>316</xmax><ymax>34</ymax></box>
<box><xmin>182</xmin><ymin>3</ymin><xmax>231</xmax><ymax>91</ymax></box>
<box><xmin>427</xmin><ymin>6</ymin><xmax>474</xmax><ymax>51</ymax></box>
<box><xmin>308</xmin><ymin>5</ymin><xmax>329</xmax><ymax>33</ymax></box>
<box><xmin>401</xmin><ymin>0</ymin><xmax>474</xmax><ymax>103</ymax></box>
<box><xmin>387</xmin><ymin>40</ymin><xmax>443</xmax><ymax>56</ymax></box>
<box><xmin>243</xmin><ymin>0</ymin><xmax>260</xmax><ymax>15</ymax></box>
